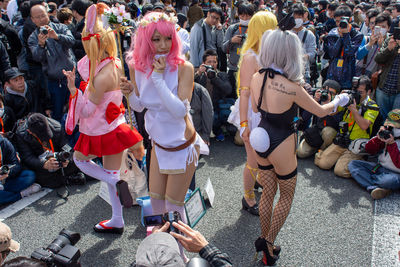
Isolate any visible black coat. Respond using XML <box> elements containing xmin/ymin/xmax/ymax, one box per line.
<box><xmin>72</xmin><ymin>19</ymin><xmax>85</xmax><ymax>61</ymax></box>
<box><xmin>194</xmin><ymin>70</ymin><xmax>232</xmax><ymax>108</ymax></box>
<box><xmin>15</xmin><ymin>117</ymin><xmax>67</xmax><ymax>171</ymax></box>
<box><xmin>4</xmin><ymin>80</ymin><xmax>52</xmax><ymax>120</ymax></box>
<box><xmin>0</xmin><ymin>18</ymin><xmax>22</xmax><ymax>67</ymax></box>
<box><xmin>0</xmin><ymin>41</ymin><xmax>11</xmax><ymax>83</ymax></box>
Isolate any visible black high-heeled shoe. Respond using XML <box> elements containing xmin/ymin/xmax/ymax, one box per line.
<box><xmin>255</xmin><ymin>237</ymin><xmax>281</xmax><ymax>256</ymax></box>
<box><xmin>254</xmin><ymin>237</ymin><xmax>279</xmax><ymax>266</ymax></box>
<box><xmin>254</xmin><ymin>181</ymin><xmax>263</xmax><ymax>190</ymax></box>
<box><xmin>242</xmin><ymin>197</ymin><xmax>259</xmax><ymax>216</ymax></box>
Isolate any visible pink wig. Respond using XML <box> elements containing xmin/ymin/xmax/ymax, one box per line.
<box><xmin>126</xmin><ymin>12</ymin><xmax>184</xmax><ymax>73</ymax></box>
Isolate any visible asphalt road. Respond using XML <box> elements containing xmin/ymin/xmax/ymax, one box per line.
<box><xmin>4</xmin><ymin>137</ymin><xmax>387</xmax><ymax>267</ymax></box>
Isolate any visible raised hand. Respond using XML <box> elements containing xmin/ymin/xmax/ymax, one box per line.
<box><xmin>62</xmin><ymin>67</ymin><xmax>77</xmax><ymax>95</ymax></box>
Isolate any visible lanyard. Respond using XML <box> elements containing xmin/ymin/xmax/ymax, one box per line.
<box><xmin>238</xmin><ymin>26</ymin><xmax>247</xmax><ymax>35</ymax></box>
<box><xmin>0</xmin><ymin>117</ymin><xmax>4</xmax><ymax>134</ymax></box>
<box><xmin>32</xmin><ymin>134</ymin><xmax>54</xmax><ymax>153</ymax></box>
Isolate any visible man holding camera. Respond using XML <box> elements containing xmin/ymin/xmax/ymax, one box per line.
<box><xmin>324</xmin><ymin>5</ymin><xmax>364</xmax><ymax>89</ymax></box>
<box><xmin>222</xmin><ymin>2</ymin><xmax>254</xmax><ymax>95</ymax></box>
<box><xmin>374</xmin><ymin>23</ymin><xmax>400</xmax><ymax>120</ymax></box>
<box><xmin>28</xmin><ymin>4</ymin><xmax>75</xmax><ymax>121</ymax></box>
<box><xmin>0</xmin><ymin>134</ymin><xmax>39</xmax><ymax>205</ymax></box>
<box><xmin>297</xmin><ymin>80</ymin><xmax>342</xmax><ymax>158</ymax></box>
<box><xmin>15</xmin><ymin>113</ymin><xmax>84</xmax><ymax>188</ymax></box>
<box><xmin>195</xmin><ymin>49</ymin><xmax>232</xmax><ymax>141</ymax></box>
<box><xmin>315</xmin><ymin>76</ymin><xmax>379</xmax><ymax>178</ymax></box>
<box><xmin>348</xmin><ymin>109</ymin><xmax>400</xmax><ymax>200</ymax></box>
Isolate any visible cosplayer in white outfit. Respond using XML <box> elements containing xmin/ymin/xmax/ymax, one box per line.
<box><xmin>121</xmin><ymin>12</ymin><xmax>208</xmax><ymax>261</ymax></box>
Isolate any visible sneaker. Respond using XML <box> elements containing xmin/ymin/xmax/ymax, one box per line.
<box><xmin>216</xmin><ymin>133</ymin><xmax>225</xmax><ymax>141</ymax></box>
<box><xmin>371</xmin><ymin>188</ymin><xmax>392</xmax><ymax>200</ymax></box>
<box><xmin>66</xmin><ymin>172</ymin><xmax>86</xmax><ymax>185</ymax></box>
<box><xmin>210</xmin><ymin>131</ymin><xmax>216</xmax><ymax>138</ymax></box>
<box><xmin>20</xmin><ymin>183</ymin><xmax>42</xmax><ymax>197</ymax></box>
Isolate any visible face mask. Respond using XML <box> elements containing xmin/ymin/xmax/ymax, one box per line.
<box><xmin>294</xmin><ymin>18</ymin><xmax>303</xmax><ymax>28</ymax></box>
<box><xmin>239</xmin><ymin>19</ymin><xmax>250</xmax><ymax>26</ymax></box>
<box><xmin>361</xmin><ymin>13</ymin><xmax>366</xmax><ymax>20</ymax></box>
<box><xmin>0</xmin><ymin>108</ymin><xmax>4</xmax><ymax>117</ymax></box>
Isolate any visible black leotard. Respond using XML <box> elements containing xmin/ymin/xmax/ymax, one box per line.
<box><xmin>255</xmin><ymin>68</ymin><xmax>298</xmax><ymax>159</ymax></box>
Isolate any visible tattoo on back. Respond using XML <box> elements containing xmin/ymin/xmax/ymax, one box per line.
<box><xmin>268</xmin><ymin>81</ymin><xmax>296</xmax><ymax>96</ymax></box>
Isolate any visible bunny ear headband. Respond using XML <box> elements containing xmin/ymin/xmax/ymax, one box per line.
<box><xmin>82</xmin><ymin>4</ymin><xmax>101</xmax><ymax>45</ymax></box>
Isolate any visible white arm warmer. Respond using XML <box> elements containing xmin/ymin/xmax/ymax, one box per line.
<box><xmin>151</xmin><ymin>71</ymin><xmax>187</xmax><ymax>118</ymax></box>
<box><xmin>128</xmin><ymin>91</ymin><xmax>145</xmax><ymax>112</ymax></box>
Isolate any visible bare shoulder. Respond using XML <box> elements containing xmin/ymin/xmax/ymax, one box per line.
<box><xmin>178</xmin><ymin>61</ymin><xmax>194</xmax><ymax>75</ymax></box>
<box><xmin>94</xmin><ymin>62</ymin><xmax>117</xmax><ymax>90</ymax></box>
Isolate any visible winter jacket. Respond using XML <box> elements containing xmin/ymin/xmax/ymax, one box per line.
<box><xmin>72</xmin><ymin>19</ymin><xmax>85</xmax><ymax>61</ymax></box>
<box><xmin>22</xmin><ymin>17</ymin><xmax>40</xmax><ymax>66</ymax></box>
<box><xmin>15</xmin><ymin>117</ymin><xmax>67</xmax><ymax>171</ymax></box>
<box><xmin>222</xmin><ymin>23</ymin><xmax>248</xmax><ymax>71</ymax></box>
<box><xmin>190</xmin><ymin>83</ymin><xmax>213</xmax><ymax>143</ymax></box>
<box><xmin>28</xmin><ymin>21</ymin><xmax>76</xmax><ymax>80</ymax></box>
<box><xmin>0</xmin><ymin>41</ymin><xmax>10</xmax><ymax>83</ymax></box>
<box><xmin>4</xmin><ymin>80</ymin><xmax>52</xmax><ymax>120</ymax></box>
<box><xmin>374</xmin><ymin>36</ymin><xmax>400</xmax><ymax>91</ymax></box>
<box><xmin>0</xmin><ymin>18</ymin><xmax>22</xmax><ymax>67</ymax></box>
<box><xmin>324</xmin><ymin>27</ymin><xmax>364</xmax><ymax>89</ymax></box>
<box><xmin>194</xmin><ymin>70</ymin><xmax>232</xmax><ymax>108</ymax></box>
<box><xmin>365</xmin><ymin>136</ymin><xmax>400</xmax><ymax>173</ymax></box>
<box><xmin>0</xmin><ymin>135</ymin><xmax>22</xmax><ymax>179</ymax></box>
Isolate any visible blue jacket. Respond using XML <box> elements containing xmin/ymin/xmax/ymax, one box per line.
<box><xmin>324</xmin><ymin>27</ymin><xmax>364</xmax><ymax>89</ymax></box>
<box><xmin>0</xmin><ymin>135</ymin><xmax>22</xmax><ymax>180</ymax></box>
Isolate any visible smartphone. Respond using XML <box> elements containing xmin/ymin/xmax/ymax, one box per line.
<box><xmin>143</xmin><ymin>214</ymin><xmax>164</xmax><ymax>226</ymax></box>
<box><xmin>374</xmin><ymin>26</ymin><xmax>381</xmax><ymax>36</ymax></box>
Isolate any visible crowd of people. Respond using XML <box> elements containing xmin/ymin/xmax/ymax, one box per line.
<box><xmin>0</xmin><ymin>0</ymin><xmax>400</xmax><ymax>266</ymax></box>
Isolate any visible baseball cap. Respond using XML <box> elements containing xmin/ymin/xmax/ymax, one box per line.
<box><xmin>153</xmin><ymin>2</ymin><xmax>165</xmax><ymax>10</ymax></box>
<box><xmin>135</xmin><ymin>232</ymin><xmax>185</xmax><ymax>267</ymax></box>
<box><xmin>4</xmin><ymin>67</ymin><xmax>24</xmax><ymax>82</ymax></box>
<box><xmin>384</xmin><ymin>109</ymin><xmax>400</xmax><ymax>128</ymax></box>
<box><xmin>0</xmin><ymin>222</ymin><xmax>20</xmax><ymax>253</ymax></box>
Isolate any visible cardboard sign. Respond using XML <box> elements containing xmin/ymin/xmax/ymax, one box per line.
<box><xmin>204</xmin><ymin>178</ymin><xmax>215</xmax><ymax>207</ymax></box>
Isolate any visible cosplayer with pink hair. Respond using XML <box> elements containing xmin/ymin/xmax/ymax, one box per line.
<box><xmin>122</xmin><ymin>12</ymin><xmax>208</xmax><ymax>261</ymax></box>
<box><xmin>63</xmin><ymin>3</ymin><xmax>144</xmax><ymax>234</ymax></box>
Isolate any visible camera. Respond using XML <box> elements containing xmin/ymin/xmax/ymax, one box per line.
<box><xmin>240</xmin><ymin>33</ymin><xmax>247</xmax><ymax>42</ymax></box>
<box><xmin>143</xmin><ymin>211</ymin><xmax>182</xmax><ymax>234</ymax></box>
<box><xmin>315</xmin><ymin>22</ymin><xmax>327</xmax><ymax>35</ymax></box>
<box><xmin>54</xmin><ymin>144</ymin><xmax>73</xmax><ymax>167</ymax></box>
<box><xmin>319</xmin><ymin>89</ymin><xmax>330</xmax><ymax>103</ymax></box>
<box><xmin>333</xmin><ymin>121</ymin><xmax>351</xmax><ymax>148</ymax></box>
<box><xmin>40</xmin><ymin>26</ymin><xmax>49</xmax><ymax>35</ymax></box>
<box><xmin>393</xmin><ymin>27</ymin><xmax>400</xmax><ymax>40</ymax></box>
<box><xmin>0</xmin><ymin>164</ymin><xmax>14</xmax><ymax>175</ymax></box>
<box><xmin>339</xmin><ymin>16</ymin><xmax>349</xmax><ymax>29</ymax></box>
<box><xmin>31</xmin><ymin>229</ymin><xmax>81</xmax><ymax>267</ymax></box>
<box><xmin>203</xmin><ymin>65</ymin><xmax>216</xmax><ymax>79</ymax></box>
<box><xmin>341</xmin><ymin>89</ymin><xmax>361</xmax><ymax>107</ymax></box>
<box><xmin>378</xmin><ymin>126</ymin><xmax>393</xmax><ymax>140</ymax></box>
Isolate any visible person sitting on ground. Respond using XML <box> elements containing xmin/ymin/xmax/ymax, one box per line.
<box><xmin>0</xmin><ymin>134</ymin><xmax>39</xmax><ymax>205</ymax></box>
<box><xmin>2</xmin><ymin>257</ymin><xmax>46</xmax><ymax>267</ymax></box>
<box><xmin>0</xmin><ymin>94</ymin><xmax>16</xmax><ymax>135</ymax></box>
<box><xmin>348</xmin><ymin>109</ymin><xmax>400</xmax><ymax>200</ymax></box>
<box><xmin>3</xmin><ymin>67</ymin><xmax>52</xmax><ymax>120</ymax></box>
<box><xmin>297</xmin><ymin>79</ymin><xmax>342</xmax><ymax>158</ymax></box>
<box><xmin>0</xmin><ymin>221</ymin><xmax>20</xmax><ymax>266</ymax></box>
<box><xmin>133</xmin><ymin>220</ymin><xmax>233</xmax><ymax>267</ymax></box>
<box><xmin>15</xmin><ymin>113</ymin><xmax>85</xmax><ymax>188</ymax></box>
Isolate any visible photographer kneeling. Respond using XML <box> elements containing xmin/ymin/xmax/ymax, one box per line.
<box><xmin>133</xmin><ymin>220</ymin><xmax>233</xmax><ymax>267</ymax></box>
<box><xmin>15</xmin><ymin>113</ymin><xmax>85</xmax><ymax>188</ymax></box>
<box><xmin>348</xmin><ymin>109</ymin><xmax>400</xmax><ymax>200</ymax></box>
<box><xmin>297</xmin><ymin>80</ymin><xmax>342</xmax><ymax>158</ymax></box>
<box><xmin>195</xmin><ymin>49</ymin><xmax>232</xmax><ymax>141</ymax></box>
<box><xmin>315</xmin><ymin>76</ymin><xmax>379</xmax><ymax>178</ymax></box>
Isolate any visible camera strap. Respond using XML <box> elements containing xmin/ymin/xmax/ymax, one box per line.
<box><xmin>31</xmin><ymin>133</ymin><xmax>54</xmax><ymax>153</ymax></box>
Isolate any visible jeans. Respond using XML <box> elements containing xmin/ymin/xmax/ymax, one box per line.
<box><xmin>375</xmin><ymin>89</ymin><xmax>400</xmax><ymax>120</ymax></box>
<box><xmin>348</xmin><ymin>160</ymin><xmax>400</xmax><ymax>191</ymax></box>
<box><xmin>48</xmin><ymin>78</ymin><xmax>70</xmax><ymax>121</ymax></box>
<box><xmin>0</xmin><ymin>170</ymin><xmax>36</xmax><ymax>204</ymax></box>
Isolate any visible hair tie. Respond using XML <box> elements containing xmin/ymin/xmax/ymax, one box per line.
<box><xmin>82</xmin><ymin>33</ymin><xmax>101</xmax><ymax>47</ymax></box>
<box><xmin>278</xmin><ymin>12</ymin><xmax>295</xmax><ymax>32</ymax></box>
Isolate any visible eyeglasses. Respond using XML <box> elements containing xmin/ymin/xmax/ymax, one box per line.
<box><xmin>210</xmin><ymin>14</ymin><xmax>220</xmax><ymax>21</ymax></box>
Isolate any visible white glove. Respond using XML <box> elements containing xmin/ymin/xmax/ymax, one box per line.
<box><xmin>331</xmin><ymin>93</ymin><xmax>350</xmax><ymax>113</ymax></box>
<box><xmin>151</xmin><ymin>71</ymin><xmax>187</xmax><ymax>118</ymax></box>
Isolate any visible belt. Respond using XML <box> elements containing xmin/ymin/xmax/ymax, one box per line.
<box><xmin>154</xmin><ymin>132</ymin><xmax>196</xmax><ymax>152</ymax></box>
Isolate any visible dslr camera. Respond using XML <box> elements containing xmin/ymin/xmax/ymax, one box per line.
<box><xmin>40</xmin><ymin>26</ymin><xmax>49</xmax><ymax>35</ymax></box>
<box><xmin>54</xmin><ymin>144</ymin><xmax>73</xmax><ymax>168</ymax></box>
<box><xmin>143</xmin><ymin>211</ymin><xmax>182</xmax><ymax>234</ymax></box>
<box><xmin>203</xmin><ymin>65</ymin><xmax>217</xmax><ymax>79</ymax></box>
<box><xmin>339</xmin><ymin>16</ymin><xmax>350</xmax><ymax>29</ymax></box>
<box><xmin>378</xmin><ymin>125</ymin><xmax>393</xmax><ymax>140</ymax></box>
<box><xmin>333</xmin><ymin>121</ymin><xmax>351</xmax><ymax>148</ymax></box>
<box><xmin>0</xmin><ymin>164</ymin><xmax>15</xmax><ymax>175</ymax></box>
<box><xmin>240</xmin><ymin>33</ymin><xmax>247</xmax><ymax>42</ymax></box>
<box><xmin>31</xmin><ymin>229</ymin><xmax>81</xmax><ymax>267</ymax></box>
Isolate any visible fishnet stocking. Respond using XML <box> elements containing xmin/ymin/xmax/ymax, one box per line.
<box><xmin>266</xmin><ymin>176</ymin><xmax>297</xmax><ymax>252</ymax></box>
<box><xmin>257</xmin><ymin>169</ymin><xmax>278</xmax><ymax>239</ymax></box>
